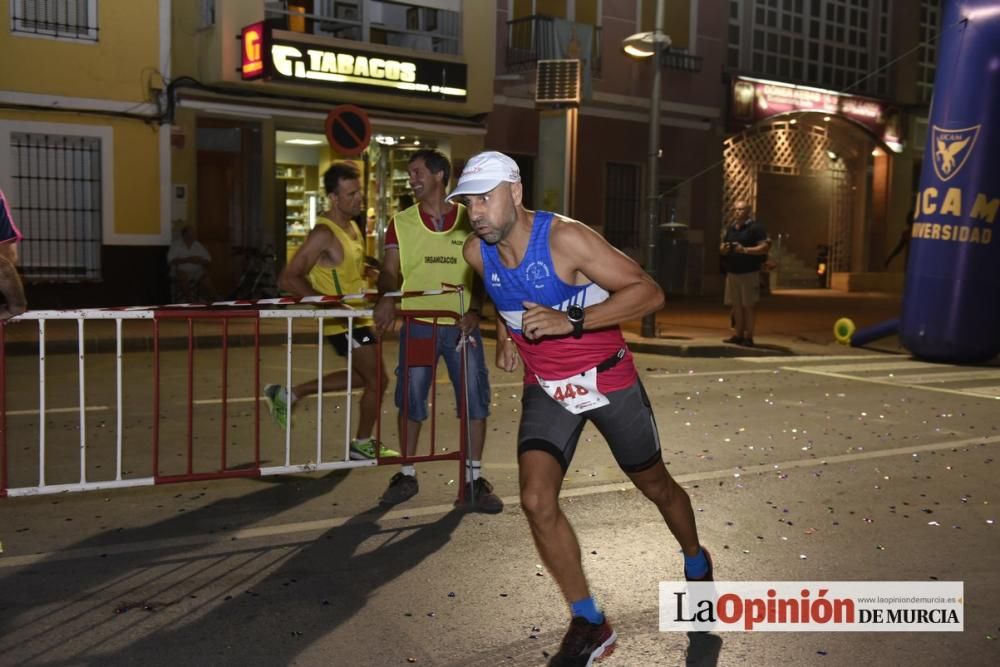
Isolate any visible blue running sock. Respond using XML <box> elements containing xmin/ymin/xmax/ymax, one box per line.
<box><xmin>570</xmin><ymin>597</ymin><xmax>604</xmax><ymax>624</ymax></box>
<box><xmin>685</xmin><ymin>548</ymin><xmax>708</xmax><ymax>578</ymax></box>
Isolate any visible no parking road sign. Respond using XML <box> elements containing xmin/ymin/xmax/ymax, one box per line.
<box><xmin>325</xmin><ymin>105</ymin><xmax>372</xmax><ymax>157</ymax></box>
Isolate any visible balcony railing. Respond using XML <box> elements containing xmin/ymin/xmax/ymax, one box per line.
<box><xmin>263</xmin><ymin>0</ymin><xmax>460</xmax><ymax>55</ymax></box>
<box><xmin>506</xmin><ymin>15</ymin><xmax>602</xmax><ymax>77</ymax></box>
<box><xmin>660</xmin><ymin>49</ymin><xmax>703</xmax><ymax>72</ymax></box>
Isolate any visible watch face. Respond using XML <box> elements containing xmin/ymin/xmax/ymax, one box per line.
<box><xmin>567</xmin><ymin>305</ymin><xmax>584</xmax><ymax>322</ymax></box>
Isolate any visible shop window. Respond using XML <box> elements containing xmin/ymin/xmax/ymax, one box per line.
<box><xmin>604</xmin><ymin>163</ymin><xmax>640</xmax><ymax>252</ymax></box>
<box><xmin>7</xmin><ymin>131</ymin><xmax>104</xmax><ymax>281</ymax></box>
<box><xmin>10</xmin><ymin>0</ymin><xmax>98</xmax><ymax>41</ymax></box>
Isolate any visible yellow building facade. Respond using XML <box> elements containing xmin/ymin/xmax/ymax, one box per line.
<box><xmin>0</xmin><ymin>0</ymin><xmax>170</xmax><ymax>306</ymax></box>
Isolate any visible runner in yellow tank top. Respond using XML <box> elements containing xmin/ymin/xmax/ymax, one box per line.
<box><xmin>307</xmin><ymin>216</ymin><xmax>374</xmax><ymax>336</ymax></box>
<box><xmin>262</xmin><ymin>162</ymin><xmax>394</xmax><ymax>460</ymax></box>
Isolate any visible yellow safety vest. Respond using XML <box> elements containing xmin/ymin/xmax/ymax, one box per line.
<box><xmin>394</xmin><ymin>203</ymin><xmax>474</xmax><ymax>320</ymax></box>
<box><xmin>307</xmin><ymin>217</ymin><xmax>374</xmax><ymax>335</ymax></box>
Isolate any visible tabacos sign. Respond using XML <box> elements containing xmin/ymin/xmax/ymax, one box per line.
<box><xmin>239</xmin><ymin>22</ymin><xmax>467</xmax><ymax>101</ymax></box>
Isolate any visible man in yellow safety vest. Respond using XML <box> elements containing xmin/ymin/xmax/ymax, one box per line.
<box><xmin>374</xmin><ymin>149</ymin><xmax>502</xmax><ymax>513</ymax></box>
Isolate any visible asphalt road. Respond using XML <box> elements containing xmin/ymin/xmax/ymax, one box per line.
<box><xmin>1</xmin><ymin>341</ymin><xmax>998</xmax><ymax>666</ymax></box>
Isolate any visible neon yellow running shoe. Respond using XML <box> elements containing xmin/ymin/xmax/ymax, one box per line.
<box><xmin>349</xmin><ymin>438</ymin><xmax>400</xmax><ymax>460</ymax></box>
<box><xmin>263</xmin><ymin>384</ymin><xmax>290</xmax><ymax>429</ymax></box>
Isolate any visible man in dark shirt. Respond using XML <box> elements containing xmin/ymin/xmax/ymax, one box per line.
<box><xmin>720</xmin><ymin>200</ymin><xmax>770</xmax><ymax>346</ymax></box>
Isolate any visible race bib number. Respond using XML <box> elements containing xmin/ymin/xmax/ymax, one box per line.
<box><xmin>535</xmin><ymin>367</ymin><xmax>609</xmax><ymax>414</ymax></box>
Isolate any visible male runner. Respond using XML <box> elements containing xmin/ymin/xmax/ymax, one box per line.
<box><xmin>450</xmin><ymin>151</ymin><xmax>713</xmax><ymax>665</ymax></box>
<box><xmin>264</xmin><ymin>162</ymin><xmax>391</xmax><ymax>460</ymax></box>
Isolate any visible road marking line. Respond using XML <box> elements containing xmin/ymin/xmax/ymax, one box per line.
<box><xmin>798</xmin><ymin>360</ymin><xmax>936</xmax><ymax>373</ymax></box>
<box><xmin>870</xmin><ymin>369</ymin><xmax>1000</xmax><ymax>384</ymax></box>
<box><xmin>784</xmin><ymin>365</ymin><xmax>1000</xmax><ymax>400</ymax></box>
<box><xmin>2</xmin><ymin>434</ymin><xmax>996</xmax><ymax>569</ymax></box>
<box><xmin>191</xmin><ymin>381</ymin><xmax>530</xmax><ymax>406</ymax></box>
<box><xmin>737</xmin><ymin>354</ymin><xmax>892</xmax><ymax>363</ymax></box>
<box><xmin>961</xmin><ymin>385</ymin><xmax>1000</xmax><ymax>398</ymax></box>
<box><xmin>646</xmin><ymin>369</ymin><xmax>776</xmax><ymax>379</ymax></box>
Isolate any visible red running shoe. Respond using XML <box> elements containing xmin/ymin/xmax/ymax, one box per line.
<box><xmin>548</xmin><ymin>617</ymin><xmax>617</xmax><ymax>666</ymax></box>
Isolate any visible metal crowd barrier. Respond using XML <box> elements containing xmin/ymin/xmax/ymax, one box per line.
<box><xmin>0</xmin><ymin>289</ymin><xmax>471</xmax><ymax>500</ymax></box>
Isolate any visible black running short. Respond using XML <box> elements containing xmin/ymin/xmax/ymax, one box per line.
<box><xmin>326</xmin><ymin>326</ymin><xmax>376</xmax><ymax>357</ymax></box>
<box><xmin>517</xmin><ymin>379</ymin><xmax>663</xmax><ymax>473</ymax></box>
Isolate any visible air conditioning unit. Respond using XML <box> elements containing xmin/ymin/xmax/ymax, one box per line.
<box><xmin>535</xmin><ymin>59</ymin><xmax>581</xmax><ymax>105</ymax></box>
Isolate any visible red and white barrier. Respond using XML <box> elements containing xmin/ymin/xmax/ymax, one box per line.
<box><xmin>1</xmin><ymin>287</ymin><xmax>471</xmax><ymax>499</ymax></box>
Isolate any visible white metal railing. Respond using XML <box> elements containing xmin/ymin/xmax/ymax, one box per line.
<box><xmin>0</xmin><ymin>307</ymin><xmax>373</xmax><ymax>497</ymax></box>
<box><xmin>1</xmin><ymin>287</ymin><xmax>470</xmax><ymax>499</ymax></box>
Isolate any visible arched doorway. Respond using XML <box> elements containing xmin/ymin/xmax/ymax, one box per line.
<box><xmin>723</xmin><ymin>113</ymin><xmax>884</xmax><ymax>289</ymax></box>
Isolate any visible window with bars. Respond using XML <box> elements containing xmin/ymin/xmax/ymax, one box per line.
<box><xmin>10</xmin><ymin>0</ymin><xmax>98</xmax><ymax>41</ymax></box>
<box><xmin>9</xmin><ymin>132</ymin><xmax>103</xmax><ymax>281</ymax></box>
<box><xmin>604</xmin><ymin>163</ymin><xmax>641</xmax><ymax>252</ymax></box>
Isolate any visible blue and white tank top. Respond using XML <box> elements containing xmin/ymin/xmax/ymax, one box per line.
<box><xmin>480</xmin><ymin>211</ymin><xmax>636</xmax><ymax>389</ymax></box>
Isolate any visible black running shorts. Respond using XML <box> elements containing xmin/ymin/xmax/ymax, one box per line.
<box><xmin>326</xmin><ymin>326</ymin><xmax>376</xmax><ymax>357</ymax></box>
<box><xmin>517</xmin><ymin>380</ymin><xmax>663</xmax><ymax>473</ymax></box>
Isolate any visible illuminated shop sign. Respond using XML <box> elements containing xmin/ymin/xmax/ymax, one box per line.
<box><xmin>239</xmin><ymin>25</ymin><xmax>468</xmax><ymax>101</ymax></box>
<box><xmin>241</xmin><ymin>22</ymin><xmax>268</xmax><ymax>80</ymax></box>
<box><xmin>730</xmin><ymin>75</ymin><xmax>892</xmax><ymax>140</ymax></box>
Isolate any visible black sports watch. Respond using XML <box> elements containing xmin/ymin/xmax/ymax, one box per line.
<box><xmin>566</xmin><ymin>304</ymin><xmax>585</xmax><ymax>339</ymax></box>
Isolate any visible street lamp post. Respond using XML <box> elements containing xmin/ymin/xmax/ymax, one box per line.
<box><xmin>623</xmin><ymin>0</ymin><xmax>668</xmax><ymax>338</ymax></box>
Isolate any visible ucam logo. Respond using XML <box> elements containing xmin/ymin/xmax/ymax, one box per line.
<box><xmin>931</xmin><ymin>125</ymin><xmax>980</xmax><ymax>182</ymax></box>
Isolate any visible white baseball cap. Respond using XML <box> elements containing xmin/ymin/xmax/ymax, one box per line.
<box><xmin>446</xmin><ymin>151</ymin><xmax>521</xmax><ymax>201</ymax></box>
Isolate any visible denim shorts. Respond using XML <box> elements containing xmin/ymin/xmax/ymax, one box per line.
<box><xmin>394</xmin><ymin>321</ymin><xmax>491</xmax><ymax>422</ymax></box>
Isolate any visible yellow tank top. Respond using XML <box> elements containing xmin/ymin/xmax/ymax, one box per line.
<box><xmin>394</xmin><ymin>203</ymin><xmax>474</xmax><ymax>321</ymax></box>
<box><xmin>307</xmin><ymin>217</ymin><xmax>373</xmax><ymax>335</ymax></box>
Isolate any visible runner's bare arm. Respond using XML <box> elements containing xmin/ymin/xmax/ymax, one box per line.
<box><xmin>521</xmin><ymin>220</ymin><xmax>663</xmax><ymax>339</ymax></box>
<box><xmin>493</xmin><ymin>316</ymin><xmax>519</xmax><ymax>372</ymax></box>
<box><xmin>461</xmin><ymin>234</ymin><xmax>484</xmax><ymax>274</ymax></box>
<box><xmin>464</xmin><ymin>236</ymin><xmax>518</xmax><ymax>370</ymax></box>
<box><xmin>278</xmin><ymin>225</ymin><xmax>340</xmax><ymax>297</ymax></box>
